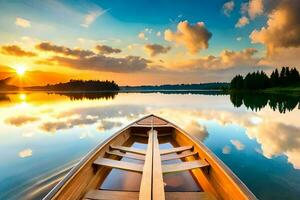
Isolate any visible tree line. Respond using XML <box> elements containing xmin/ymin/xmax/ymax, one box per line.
<box><xmin>230</xmin><ymin>67</ymin><xmax>300</xmax><ymax>90</ymax></box>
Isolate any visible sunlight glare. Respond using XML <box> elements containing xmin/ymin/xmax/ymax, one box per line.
<box><xmin>14</xmin><ymin>64</ymin><xmax>26</xmax><ymax>76</ymax></box>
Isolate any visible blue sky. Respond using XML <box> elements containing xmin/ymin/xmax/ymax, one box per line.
<box><xmin>0</xmin><ymin>0</ymin><xmax>299</xmax><ymax>85</ymax></box>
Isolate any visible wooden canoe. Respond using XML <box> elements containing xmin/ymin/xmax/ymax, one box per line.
<box><xmin>43</xmin><ymin>114</ymin><xmax>257</xmax><ymax>200</ymax></box>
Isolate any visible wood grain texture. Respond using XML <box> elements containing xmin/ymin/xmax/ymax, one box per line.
<box><xmin>162</xmin><ymin>160</ymin><xmax>209</xmax><ymax>173</ymax></box>
<box><xmin>110</xmin><ymin>145</ymin><xmax>146</xmax><ymax>155</ymax></box>
<box><xmin>85</xmin><ymin>190</ymin><xmax>139</xmax><ymax>200</ymax></box>
<box><xmin>160</xmin><ymin>146</ymin><xmax>193</xmax><ymax>155</ymax></box>
<box><xmin>161</xmin><ymin>151</ymin><xmax>198</xmax><ymax>161</ymax></box>
<box><xmin>165</xmin><ymin>192</ymin><xmax>216</xmax><ymax>200</ymax></box>
<box><xmin>93</xmin><ymin>158</ymin><xmax>143</xmax><ymax>172</ymax></box>
<box><xmin>152</xmin><ymin>130</ymin><xmax>165</xmax><ymax>200</ymax></box>
<box><xmin>106</xmin><ymin>150</ymin><xmax>145</xmax><ymax>161</ymax></box>
<box><xmin>139</xmin><ymin>130</ymin><xmax>153</xmax><ymax>200</ymax></box>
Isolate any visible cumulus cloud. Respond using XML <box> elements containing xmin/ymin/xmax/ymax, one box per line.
<box><xmin>95</xmin><ymin>44</ymin><xmax>121</xmax><ymax>54</ymax></box>
<box><xmin>250</xmin><ymin>0</ymin><xmax>300</xmax><ymax>55</ymax></box>
<box><xmin>223</xmin><ymin>1</ymin><xmax>235</xmax><ymax>16</ymax></box>
<box><xmin>81</xmin><ymin>9</ymin><xmax>108</xmax><ymax>28</ymax></box>
<box><xmin>156</xmin><ymin>31</ymin><xmax>161</xmax><ymax>37</ymax></box>
<box><xmin>167</xmin><ymin>48</ymin><xmax>260</xmax><ymax>71</ymax></box>
<box><xmin>35</xmin><ymin>41</ymin><xmax>151</xmax><ymax>73</ymax></box>
<box><xmin>164</xmin><ymin>20</ymin><xmax>212</xmax><ymax>54</ymax></box>
<box><xmin>19</xmin><ymin>149</ymin><xmax>32</xmax><ymax>158</ymax></box>
<box><xmin>248</xmin><ymin>0</ymin><xmax>264</xmax><ymax>19</ymax></box>
<box><xmin>138</xmin><ymin>32</ymin><xmax>148</xmax><ymax>40</ymax></box>
<box><xmin>1</xmin><ymin>45</ymin><xmax>36</xmax><ymax>57</ymax></box>
<box><xmin>144</xmin><ymin>44</ymin><xmax>171</xmax><ymax>57</ymax></box>
<box><xmin>235</xmin><ymin>16</ymin><xmax>249</xmax><ymax>28</ymax></box>
<box><xmin>15</xmin><ymin>17</ymin><xmax>31</xmax><ymax>28</ymax></box>
<box><xmin>230</xmin><ymin>139</ymin><xmax>245</xmax><ymax>150</ymax></box>
<box><xmin>236</xmin><ymin>37</ymin><xmax>242</xmax><ymax>41</ymax></box>
<box><xmin>35</xmin><ymin>42</ymin><xmax>94</xmax><ymax>58</ymax></box>
<box><xmin>5</xmin><ymin>115</ymin><xmax>39</xmax><ymax>126</ymax></box>
<box><xmin>222</xmin><ymin>145</ymin><xmax>231</xmax><ymax>154</ymax></box>
<box><xmin>185</xmin><ymin>120</ymin><xmax>208</xmax><ymax>141</ymax></box>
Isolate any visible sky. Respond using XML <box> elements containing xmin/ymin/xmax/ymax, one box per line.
<box><xmin>0</xmin><ymin>0</ymin><xmax>299</xmax><ymax>86</ymax></box>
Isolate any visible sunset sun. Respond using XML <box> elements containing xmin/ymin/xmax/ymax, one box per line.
<box><xmin>14</xmin><ymin>65</ymin><xmax>26</xmax><ymax>76</ymax></box>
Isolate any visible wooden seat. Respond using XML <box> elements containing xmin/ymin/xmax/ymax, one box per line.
<box><xmin>162</xmin><ymin>159</ymin><xmax>209</xmax><ymax>173</ymax></box>
<box><xmin>84</xmin><ymin>190</ymin><xmax>216</xmax><ymax>200</ymax></box>
<box><xmin>93</xmin><ymin>158</ymin><xmax>143</xmax><ymax>172</ymax></box>
<box><xmin>160</xmin><ymin>146</ymin><xmax>193</xmax><ymax>155</ymax></box>
<box><xmin>84</xmin><ymin>190</ymin><xmax>139</xmax><ymax>200</ymax></box>
<box><xmin>106</xmin><ymin>150</ymin><xmax>145</xmax><ymax>161</ymax></box>
<box><xmin>165</xmin><ymin>192</ymin><xmax>216</xmax><ymax>200</ymax></box>
<box><xmin>110</xmin><ymin>145</ymin><xmax>146</xmax><ymax>155</ymax></box>
<box><xmin>161</xmin><ymin>151</ymin><xmax>198</xmax><ymax>161</ymax></box>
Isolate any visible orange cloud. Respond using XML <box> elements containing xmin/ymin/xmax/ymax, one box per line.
<box><xmin>144</xmin><ymin>44</ymin><xmax>171</xmax><ymax>57</ymax></box>
<box><xmin>248</xmin><ymin>0</ymin><xmax>264</xmax><ymax>19</ymax></box>
<box><xmin>223</xmin><ymin>1</ymin><xmax>235</xmax><ymax>16</ymax></box>
<box><xmin>250</xmin><ymin>0</ymin><xmax>300</xmax><ymax>55</ymax></box>
<box><xmin>5</xmin><ymin>115</ymin><xmax>39</xmax><ymax>126</ymax></box>
<box><xmin>15</xmin><ymin>17</ymin><xmax>31</xmax><ymax>28</ymax></box>
<box><xmin>1</xmin><ymin>45</ymin><xmax>36</xmax><ymax>57</ymax></box>
<box><xmin>95</xmin><ymin>45</ymin><xmax>121</xmax><ymax>54</ymax></box>
<box><xmin>235</xmin><ymin>16</ymin><xmax>249</xmax><ymax>28</ymax></box>
<box><xmin>164</xmin><ymin>20</ymin><xmax>212</xmax><ymax>54</ymax></box>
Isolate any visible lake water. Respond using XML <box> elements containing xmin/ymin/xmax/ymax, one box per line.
<box><xmin>0</xmin><ymin>91</ymin><xmax>299</xmax><ymax>200</ymax></box>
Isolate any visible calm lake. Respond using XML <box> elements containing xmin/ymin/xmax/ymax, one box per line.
<box><xmin>0</xmin><ymin>91</ymin><xmax>299</xmax><ymax>200</ymax></box>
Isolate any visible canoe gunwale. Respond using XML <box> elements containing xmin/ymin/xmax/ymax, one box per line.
<box><xmin>42</xmin><ymin>114</ymin><xmax>153</xmax><ymax>200</ymax></box>
<box><xmin>155</xmin><ymin>115</ymin><xmax>257</xmax><ymax>200</ymax></box>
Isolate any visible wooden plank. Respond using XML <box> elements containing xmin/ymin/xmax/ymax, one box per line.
<box><xmin>110</xmin><ymin>145</ymin><xmax>146</xmax><ymax>155</ymax></box>
<box><xmin>162</xmin><ymin>160</ymin><xmax>209</xmax><ymax>173</ymax></box>
<box><xmin>132</xmin><ymin>133</ymin><xmax>149</xmax><ymax>137</ymax></box>
<box><xmin>160</xmin><ymin>146</ymin><xmax>193</xmax><ymax>155</ymax></box>
<box><xmin>106</xmin><ymin>150</ymin><xmax>145</xmax><ymax>161</ymax></box>
<box><xmin>139</xmin><ymin>130</ymin><xmax>153</xmax><ymax>200</ymax></box>
<box><xmin>161</xmin><ymin>151</ymin><xmax>198</xmax><ymax>161</ymax></box>
<box><xmin>165</xmin><ymin>192</ymin><xmax>216</xmax><ymax>200</ymax></box>
<box><xmin>84</xmin><ymin>190</ymin><xmax>139</xmax><ymax>200</ymax></box>
<box><xmin>93</xmin><ymin>158</ymin><xmax>143</xmax><ymax>172</ymax></box>
<box><xmin>152</xmin><ymin>130</ymin><xmax>165</xmax><ymax>200</ymax></box>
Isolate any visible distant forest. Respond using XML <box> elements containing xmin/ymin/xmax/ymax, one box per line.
<box><xmin>26</xmin><ymin>80</ymin><xmax>119</xmax><ymax>91</ymax></box>
<box><xmin>230</xmin><ymin>67</ymin><xmax>300</xmax><ymax>90</ymax></box>
<box><xmin>121</xmin><ymin>82</ymin><xmax>229</xmax><ymax>91</ymax></box>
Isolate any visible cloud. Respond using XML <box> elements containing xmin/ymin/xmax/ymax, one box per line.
<box><xmin>248</xmin><ymin>0</ymin><xmax>264</xmax><ymax>19</ymax></box>
<box><xmin>138</xmin><ymin>32</ymin><xmax>148</xmax><ymax>40</ymax></box>
<box><xmin>236</xmin><ymin>37</ymin><xmax>242</xmax><ymax>41</ymax></box>
<box><xmin>81</xmin><ymin>9</ymin><xmax>108</xmax><ymax>28</ymax></box>
<box><xmin>156</xmin><ymin>31</ymin><xmax>161</xmax><ymax>37</ymax></box>
<box><xmin>46</xmin><ymin>54</ymin><xmax>150</xmax><ymax>73</ymax></box>
<box><xmin>40</xmin><ymin>115</ymin><xmax>98</xmax><ymax>132</ymax></box>
<box><xmin>223</xmin><ymin>1</ymin><xmax>235</xmax><ymax>16</ymax></box>
<box><xmin>15</xmin><ymin>17</ymin><xmax>31</xmax><ymax>28</ymax></box>
<box><xmin>235</xmin><ymin>16</ymin><xmax>249</xmax><ymax>28</ymax></box>
<box><xmin>35</xmin><ymin>42</ymin><xmax>94</xmax><ymax>57</ymax></box>
<box><xmin>97</xmin><ymin>120</ymin><xmax>123</xmax><ymax>131</ymax></box>
<box><xmin>1</xmin><ymin>45</ymin><xmax>36</xmax><ymax>57</ymax></box>
<box><xmin>144</xmin><ymin>44</ymin><xmax>171</xmax><ymax>57</ymax></box>
<box><xmin>95</xmin><ymin>45</ymin><xmax>122</xmax><ymax>54</ymax></box>
<box><xmin>5</xmin><ymin>115</ymin><xmax>39</xmax><ymax>126</ymax></box>
<box><xmin>250</xmin><ymin>0</ymin><xmax>300</xmax><ymax>55</ymax></box>
<box><xmin>35</xmin><ymin>41</ymin><xmax>151</xmax><ymax>73</ymax></box>
<box><xmin>184</xmin><ymin>120</ymin><xmax>208</xmax><ymax>141</ymax></box>
<box><xmin>166</xmin><ymin>48</ymin><xmax>260</xmax><ymax>71</ymax></box>
<box><xmin>222</xmin><ymin>145</ymin><xmax>231</xmax><ymax>154</ymax></box>
<box><xmin>19</xmin><ymin>149</ymin><xmax>32</xmax><ymax>158</ymax></box>
<box><xmin>164</xmin><ymin>20</ymin><xmax>212</xmax><ymax>54</ymax></box>
<box><xmin>230</xmin><ymin>139</ymin><xmax>245</xmax><ymax>150</ymax></box>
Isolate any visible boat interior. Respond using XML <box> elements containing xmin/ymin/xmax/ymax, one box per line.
<box><xmin>45</xmin><ymin>115</ymin><xmax>256</xmax><ymax>200</ymax></box>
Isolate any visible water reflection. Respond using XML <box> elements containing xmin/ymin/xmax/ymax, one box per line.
<box><xmin>53</xmin><ymin>92</ymin><xmax>117</xmax><ymax>101</ymax></box>
<box><xmin>0</xmin><ymin>92</ymin><xmax>299</xmax><ymax>200</ymax></box>
<box><xmin>230</xmin><ymin>92</ymin><xmax>300</xmax><ymax>113</ymax></box>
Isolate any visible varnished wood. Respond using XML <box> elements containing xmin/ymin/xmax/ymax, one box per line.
<box><xmin>44</xmin><ymin>114</ymin><xmax>257</xmax><ymax>200</ymax></box>
<box><xmin>161</xmin><ymin>150</ymin><xmax>198</xmax><ymax>161</ymax></box>
<box><xmin>106</xmin><ymin>150</ymin><xmax>145</xmax><ymax>161</ymax></box>
<box><xmin>93</xmin><ymin>158</ymin><xmax>143</xmax><ymax>172</ymax></box>
<box><xmin>165</xmin><ymin>192</ymin><xmax>216</xmax><ymax>200</ymax></box>
<box><xmin>139</xmin><ymin>130</ymin><xmax>153</xmax><ymax>200</ymax></box>
<box><xmin>110</xmin><ymin>145</ymin><xmax>146</xmax><ymax>155</ymax></box>
<box><xmin>160</xmin><ymin>146</ymin><xmax>193</xmax><ymax>155</ymax></box>
<box><xmin>162</xmin><ymin>159</ymin><xmax>209</xmax><ymax>173</ymax></box>
<box><xmin>152</xmin><ymin>130</ymin><xmax>165</xmax><ymax>199</ymax></box>
<box><xmin>84</xmin><ymin>190</ymin><xmax>139</xmax><ymax>200</ymax></box>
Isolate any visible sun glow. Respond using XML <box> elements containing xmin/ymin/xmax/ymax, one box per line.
<box><xmin>14</xmin><ymin>64</ymin><xmax>26</xmax><ymax>76</ymax></box>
